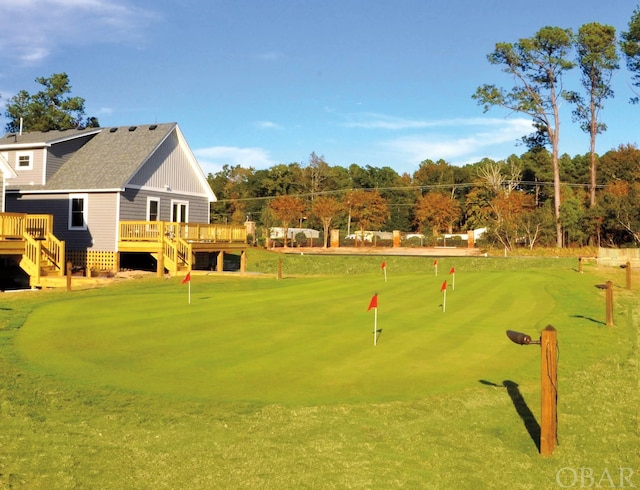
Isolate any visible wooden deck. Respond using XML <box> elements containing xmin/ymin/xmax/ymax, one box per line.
<box><xmin>118</xmin><ymin>221</ymin><xmax>248</xmax><ymax>275</ymax></box>
<box><xmin>1</xmin><ymin>214</ymin><xmax>248</xmax><ymax>287</ymax></box>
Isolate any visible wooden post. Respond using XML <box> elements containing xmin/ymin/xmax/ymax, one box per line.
<box><xmin>626</xmin><ymin>261</ymin><xmax>631</xmax><ymax>290</ymax></box>
<box><xmin>605</xmin><ymin>280</ymin><xmax>614</xmax><ymax>327</ymax></box>
<box><xmin>157</xmin><ymin>248</ymin><xmax>165</xmax><ymax>278</ymax></box>
<box><xmin>66</xmin><ymin>261</ymin><xmax>72</xmax><ymax>292</ymax></box>
<box><xmin>330</xmin><ymin>229</ymin><xmax>340</xmax><ymax>248</ymax></box>
<box><xmin>217</xmin><ymin>251</ymin><xmax>224</xmax><ymax>272</ymax></box>
<box><xmin>392</xmin><ymin>230</ymin><xmax>400</xmax><ymax>248</ymax></box>
<box><xmin>540</xmin><ymin>325</ymin><xmax>558</xmax><ymax>456</ymax></box>
<box><xmin>240</xmin><ymin>249</ymin><xmax>247</xmax><ymax>272</ymax></box>
<box><xmin>277</xmin><ymin>258</ymin><xmax>282</xmax><ymax>280</ymax></box>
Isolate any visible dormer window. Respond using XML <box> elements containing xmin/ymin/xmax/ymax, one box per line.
<box><xmin>16</xmin><ymin>151</ymin><xmax>33</xmax><ymax>170</ymax></box>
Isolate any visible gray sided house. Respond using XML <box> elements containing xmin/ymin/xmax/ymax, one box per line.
<box><xmin>0</xmin><ymin>152</ymin><xmax>17</xmax><ymax>212</ymax></box>
<box><xmin>1</xmin><ymin>123</ymin><xmax>246</xmax><ymax>282</ymax></box>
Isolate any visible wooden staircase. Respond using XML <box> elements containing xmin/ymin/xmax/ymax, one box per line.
<box><xmin>1</xmin><ymin>213</ymin><xmax>66</xmax><ymax>288</ymax></box>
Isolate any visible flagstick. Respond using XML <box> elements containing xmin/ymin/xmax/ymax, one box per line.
<box><xmin>452</xmin><ymin>273</ymin><xmax>455</xmax><ymax>291</ymax></box>
<box><xmin>188</xmin><ymin>280</ymin><xmax>191</xmax><ymax>305</ymax></box>
<box><xmin>374</xmin><ymin>307</ymin><xmax>378</xmax><ymax>346</ymax></box>
<box><xmin>383</xmin><ymin>267</ymin><xmax>387</xmax><ymax>282</ymax></box>
<box><xmin>435</xmin><ymin>263</ymin><xmax>438</xmax><ymax>276</ymax></box>
<box><xmin>443</xmin><ymin>289</ymin><xmax>446</xmax><ymax>313</ymax></box>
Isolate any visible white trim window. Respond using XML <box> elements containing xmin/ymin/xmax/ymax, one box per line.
<box><xmin>147</xmin><ymin>197</ymin><xmax>160</xmax><ymax>221</ymax></box>
<box><xmin>69</xmin><ymin>193</ymin><xmax>88</xmax><ymax>230</ymax></box>
<box><xmin>171</xmin><ymin>200</ymin><xmax>188</xmax><ymax>223</ymax></box>
<box><xmin>16</xmin><ymin>151</ymin><xmax>34</xmax><ymax>170</ymax></box>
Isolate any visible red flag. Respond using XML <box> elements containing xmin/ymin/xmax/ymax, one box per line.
<box><xmin>182</xmin><ymin>272</ymin><xmax>191</xmax><ymax>284</ymax></box>
<box><xmin>440</xmin><ymin>280</ymin><xmax>447</xmax><ymax>292</ymax></box>
<box><xmin>449</xmin><ymin>267</ymin><xmax>455</xmax><ymax>274</ymax></box>
<box><xmin>368</xmin><ymin>293</ymin><xmax>378</xmax><ymax>311</ymax></box>
<box><xmin>381</xmin><ymin>261</ymin><xmax>386</xmax><ymax>270</ymax></box>
<box><xmin>433</xmin><ymin>259</ymin><xmax>438</xmax><ymax>266</ymax></box>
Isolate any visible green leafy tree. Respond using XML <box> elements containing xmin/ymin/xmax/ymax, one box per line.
<box><xmin>565</xmin><ymin>23</ymin><xmax>619</xmax><ymax>207</ymax></box>
<box><xmin>252</xmin><ymin>163</ymin><xmax>302</xmax><ymax>197</ymax></box>
<box><xmin>621</xmin><ymin>6</ymin><xmax>640</xmax><ymax>103</ymax></box>
<box><xmin>413</xmin><ymin>159</ymin><xmax>455</xmax><ymax>189</ymax></box>
<box><xmin>473</xmin><ymin>26</ymin><xmax>575</xmax><ymax>248</ymax></box>
<box><xmin>4</xmin><ymin>72</ymin><xmax>98</xmax><ymax>132</ymax></box>
<box><xmin>559</xmin><ymin>188</ymin><xmax>589</xmax><ymax>246</ymax></box>
<box><xmin>599</xmin><ymin>144</ymin><xmax>640</xmax><ymax>184</ymax></box>
<box><xmin>208</xmin><ymin>164</ymin><xmax>254</xmax><ymax>224</ymax></box>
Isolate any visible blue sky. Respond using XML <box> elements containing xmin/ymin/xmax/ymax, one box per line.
<box><xmin>0</xmin><ymin>0</ymin><xmax>637</xmax><ymax>176</ymax></box>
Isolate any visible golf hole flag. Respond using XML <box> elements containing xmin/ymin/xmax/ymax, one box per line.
<box><xmin>368</xmin><ymin>293</ymin><xmax>379</xmax><ymax>346</ymax></box>
<box><xmin>449</xmin><ymin>266</ymin><xmax>455</xmax><ymax>290</ymax></box>
<box><xmin>434</xmin><ymin>259</ymin><xmax>438</xmax><ymax>276</ymax></box>
<box><xmin>381</xmin><ymin>261</ymin><xmax>387</xmax><ymax>282</ymax></box>
<box><xmin>182</xmin><ymin>272</ymin><xmax>191</xmax><ymax>304</ymax></box>
<box><xmin>368</xmin><ymin>293</ymin><xmax>378</xmax><ymax>311</ymax></box>
<box><xmin>441</xmin><ymin>280</ymin><xmax>447</xmax><ymax>312</ymax></box>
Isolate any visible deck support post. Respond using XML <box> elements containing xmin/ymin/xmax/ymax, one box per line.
<box><xmin>240</xmin><ymin>249</ymin><xmax>247</xmax><ymax>272</ymax></box>
<box><xmin>157</xmin><ymin>248</ymin><xmax>165</xmax><ymax>278</ymax></box>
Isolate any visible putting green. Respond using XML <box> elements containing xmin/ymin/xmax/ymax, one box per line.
<box><xmin>15</xmin><ymin>269</ymin><xmax>596</xmax><ymax>405</ymax></box>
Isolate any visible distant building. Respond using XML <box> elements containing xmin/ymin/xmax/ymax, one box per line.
<box><xmin>270</xmin><ymin>227</ymin><xmax>320</xmax><ymax>240</ymax></box>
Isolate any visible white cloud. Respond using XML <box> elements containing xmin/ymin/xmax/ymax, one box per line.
<box><xmin>345</xmin><ymin>113</ymin><xmax>434</xmax><ymax>130</ymax></box>
<box><xmin>257</xmin><ymin>51</ymin><xmax>285</xmax><ymax>61</ymax></box>
<box><xmin>254</xmin><ymin>120</ymin><xmax>283</xmax><ymax>130</ymax></box>
<box><xmin>345</xmin><ymin>112</ymin><xmax>533</xmax><ymax>132</ymax></box>
<box><xmin>381</xmin><ymin>117</ymin><xmax>533</xmax><ymax>165</ymax></box>
<box><xmin>194</xmin><ymin>146</ymin><xmax>276</xmax><ymax>175</ymax></box>
<box><xmin>0</xmin><ymin>0</ymin><xmax>159</xmax><ymax>64</ymax></box>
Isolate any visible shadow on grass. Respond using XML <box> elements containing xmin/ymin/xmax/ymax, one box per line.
<box><xmin>570</xmin><ymin>314</ymin><xmax>605</xmax><ymax>326</ymax></box>
<box><xmin>479</xmin><ymin>379</ymin><xmax>541</xmax><ymax>452</ymax></box>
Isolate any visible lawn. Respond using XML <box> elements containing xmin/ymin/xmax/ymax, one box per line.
<box><xmin>0</xmin><ymin>251</ymin><xmax>638</xmax><ymax>488</ymax></box>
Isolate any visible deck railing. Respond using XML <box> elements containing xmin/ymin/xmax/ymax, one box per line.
<box><xmin>0</xmin><ymin>212</ymin><xmax>24</xmax><ymax>239</ymax></box>
<box><xmin>0</xmin><ymin>213</ymin><xmax>54</xmax><ymax>240</ymax></box>
<box><xmin>119</xmin><ymin>221</ymin><xmax>247</xmax><ymax>243</ymax></box>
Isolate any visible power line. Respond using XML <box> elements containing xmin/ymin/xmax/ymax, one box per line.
<box><xmin>213</xmin><ymin>181</ymin><xmax>608</xmax><ymax>203</ymax></box>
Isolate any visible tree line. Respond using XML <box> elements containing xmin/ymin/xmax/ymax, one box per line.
<box><xmin>207</xmin><ymin>146</ymin><xmax>640</xmax><ymax>249</ymax></box>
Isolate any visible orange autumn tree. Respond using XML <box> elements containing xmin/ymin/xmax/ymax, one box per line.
<box><xmin>344</xmin><ymin>189</ymin><xmax>389</xmax><ymax>246</ymax></box>
<box><xmin>311</xmin><ymin>196</ymin><xmax>343</xmax><ymax>248</ymax></box>
<box><xmin>489</xmin><ymin>191</ymin><xmax>538</xmax><ymax>250</ymax></box>
<box><xmin>268</xmin><ymin>195</ymin><xmax>306</xmax><ymax>248</ymax></box>
<box><xmin>414</xmin><ymin>192</ymin><xmax>461</xmax><ymax>237</ymax></box>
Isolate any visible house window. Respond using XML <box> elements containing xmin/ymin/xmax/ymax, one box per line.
<box><xmin>147</xmin><ymin>198</ymin><xmax>160</xmax><ymax>221</ymax></box>
<box><xmin>171</xmin><ymin>201</ymin><xmax>188</xmax><ymax>223</ymax></box>
<box><xmin>16</xmin><ymin>151</ymin><xmax>33</xmax><ymax>170</ymax></box>
<box><xmin>69</xmin><ymin>194</ymin><xmax>88</xmax><ymax>230</ymax></box>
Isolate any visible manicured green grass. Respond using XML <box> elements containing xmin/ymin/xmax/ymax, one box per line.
<box><xmin>1</xmin><ymin>254</ymin><xmax>637</xmax><ymax>488</ymax></box>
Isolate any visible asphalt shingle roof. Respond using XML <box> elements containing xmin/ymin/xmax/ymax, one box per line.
<box><xmin>3</xmin><ymin>123</ymin><xmax>177</xmax><ymax>191</ymax></box>
<box><xmin>0</xmin><ymin>127</ymin><xmax>102</xmax><ymax>147</ymax></box>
